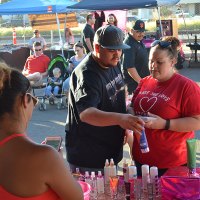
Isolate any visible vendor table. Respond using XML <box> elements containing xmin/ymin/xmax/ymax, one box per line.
<box><xmin>186</xmin><ymin>35</ymin><xmax>200</xmax><ymax>67</ymax></box>
<box><xmin>186</xmin><ymin>43</ymin><xmax>200</xmax><ymax>63</ymax></box>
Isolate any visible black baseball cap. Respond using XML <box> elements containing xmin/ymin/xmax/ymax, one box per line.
<box><xmin>133</xmin><ymin>20</ymin><xmax>146</xmax><ymax>32</ymax></box>
<box><xmin>33</xmin><ymin>29</ymin><xmax>39</xmax><ymax>33</ymax></box>
<box><xmin>94</xmin><ymin>25</ymin><xmax>130</xmax><ymax>50</ymax></box>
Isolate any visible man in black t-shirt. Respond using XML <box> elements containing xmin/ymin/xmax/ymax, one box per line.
<box><xmin>122</xmin><ymin>20</ymin><xmax>150</xmax><ymax>95</ymax></box>
<box><xmin>65</xmin><ymin>25</ymin><xmax>144</xmax><ymax>173</ymax></box>
<box><xmin>82</xmin><ymin>13</ymin><xmax>95</xmax><ymax>54</ymax></box>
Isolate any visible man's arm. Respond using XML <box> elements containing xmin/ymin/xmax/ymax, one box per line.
<box><xmin>41</xmin><ymin>70</ymin><xmax>48</xmax><ymax>78</ymax></box>
<box><xmin>43</xmin><ymin>44</ymin><xmax>47</xmax><ymax>50</ymax></box>
<box><xmin>22</xmin><ymin>69</ymin><xmax>28</xmax><ymax>76</ymax></box>
<box><xmin>127</xmin><ymin>68</ymin><xmax>141</xmax><ymax>83</ymax></box>
<box><xmin>85</xmin><ymin>38</ymin><xmax>93</xmax><ymax>52</ymax></box>
<box><xmin>42</xmin><ymin>37</ymin><xmax>47</xmax><ymax>50</ymax></box>
<box><xmin>80</xmin><ymin>107</ymin><xmax>144</xmax><ymax>134</ymax></box>
<box><xmin>22</xmin><ymin>60</ymin><xmax>29</xmax><ymax>75</ymax></box>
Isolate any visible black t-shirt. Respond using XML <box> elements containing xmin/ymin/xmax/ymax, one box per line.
<box><xmin>122</xmin><ymin>33</ymin><xmax>149</xmax><ymax>89</ymax></box>
<box><xmin>65</xmin><ymin>54</ymin><xmax>126</xmax><ymax>168</ymax></box>
<box><xmin>82</xmin><ymin>24</ymin><xmax>95</xmax><ymax>54</ymax></box>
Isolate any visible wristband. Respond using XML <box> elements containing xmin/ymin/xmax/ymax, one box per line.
<box><xmin>165</xmin><ymin>119</ymin><xmax>170</xmax><ymax>130</ymax></box>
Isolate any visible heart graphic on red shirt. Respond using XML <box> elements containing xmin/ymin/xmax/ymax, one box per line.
<box><xmin>139</xmin><ymin>97</ymin><xmax>157</xmax><ymax>112</ymax></box>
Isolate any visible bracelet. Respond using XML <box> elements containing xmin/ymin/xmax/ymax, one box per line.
<box><xmin>165</xmin><ymin>119</ymin><xmax>170</xmax><ymax>130</ymax></box>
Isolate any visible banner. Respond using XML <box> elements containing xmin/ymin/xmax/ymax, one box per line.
<box><xmin>28</xmin><ymin>13</ymin><xmax>78</xmax><ymax>31</ymax></box>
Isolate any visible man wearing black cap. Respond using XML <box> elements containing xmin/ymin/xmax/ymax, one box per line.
<box><xmin>65</xmin><ymin>25</ymin><xmax>144</xmax><ymax>173</ymax></box>
<box><xmin>122</xmin><ymin>20</ymin><xmax>150</xmax><ymax>95</ymax></box>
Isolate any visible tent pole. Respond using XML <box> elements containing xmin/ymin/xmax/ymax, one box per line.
<box><xmin>56</xmin><ymin>12</ymin><xmax>64</xmax><ymax>56</ymax></box>
<box><xmin>63</xmin><ymin>13</ymin><xmax>67</xmax><ymax>44</ymax></box>
<box><xmin>51</xmin><ymin>30</ymin><xmax>53</xmax><ymax>46</ymax></box>
<box><xmin>157</xmin><ymin>6</ymin><xmax>163</xmax><ymax>38</ymax></box>
<box><xmin>23</xmin><ymin>15</ymin><xmax>26</xmax><ymax>46</ymax></box>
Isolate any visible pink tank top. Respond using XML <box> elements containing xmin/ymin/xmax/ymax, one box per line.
<box><xmin>0</xmin><ymin>134</ymin><xmax>60</xmax><ymax>200</ymax></box>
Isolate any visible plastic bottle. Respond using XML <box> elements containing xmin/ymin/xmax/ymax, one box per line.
<box><xmin>97</xmin><ymin>171</ymin><xmax>105</xmax><ymax>194</ymax></box>
<box><xmin>104</xmin><ymin>159</ymin><xmax>110</xmax><ymax>184</ymax></box>
<box><xmin>150</xmin><ymin>166</ymin><xmax>160</xmax><ymax>198</ymax></box>
<box><xmin>90</xmin><ymin>171</ymin><xmax>97</xmax><ymax>199</ymax></box>
<box><xmin>123</xmin><ymin>159</ymin><xmax>129</xmax><ymax>183</ymax></box>
<box><xmin>142</xmin><ymin>164</ymin><xmax>150</xmax><ymax>192</ymax></box>
<box><xmin>75</xmin><ymin>168</ymin><xmax>84</xmax><ymax>181</ymax></box>
<box><xmin>140</xmin><ymin>129</ymin><xmax>150</xmax><ymax>153</ymax></box>
<box><xmin>128</xmin><ymin>163</ymin><xmax>137</xmax><ymax>199</ymax></box>
<box><xmin>129</xmin><ymin>164</ymin><xmax>137</xmax><ymax>180</ymax></box>
<box><xmin>109</xmin><ymin>158</ymin><xmax>117</xmax><ymax>177</ymax></box>
<box><xmin>84</xmin><ymin>171</ymin><xmax>91</xmax><ymax>185</ymax></box>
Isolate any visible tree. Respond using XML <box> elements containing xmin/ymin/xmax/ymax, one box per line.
<box><xmin>0</xmin><ymin>0</ymin><xmax>10</xmax><ymax>3</ymax></box>
<box><xmin>160</xmin><ymin>6</ymin><xmax>173</xmax><ymax>17</ymax></box>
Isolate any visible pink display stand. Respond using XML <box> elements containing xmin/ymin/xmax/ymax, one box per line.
<box><xmin>161</xmin><ymin>166</ymin><xmax>200</xmax><ymax>200</ymax></box>
<box><xmin>143</xmin><ymin>38</ymin><xmax>155</xmax><ymax>49</ymax></box>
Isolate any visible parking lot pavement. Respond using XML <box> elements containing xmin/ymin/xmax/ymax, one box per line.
<box><xmin>27</xmin><ymin>64</ymin><xmax>200</xmax><ymax>173</ymax></box>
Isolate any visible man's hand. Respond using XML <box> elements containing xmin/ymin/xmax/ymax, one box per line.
<box><xmin>119</xmin><ymin>114</ymin><xmax>144</xmax><ymax>135</ymax></box>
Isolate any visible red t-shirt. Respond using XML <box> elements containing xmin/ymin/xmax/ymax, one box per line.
<box><xmin>132</xmin><ymin>73</ymin><xmax>200</xmax><ymax>168</ymax></box>
<box><xmin>24</xmin><ymin>54</ymin><xmax>50</xmax><ymax>74</ymax></box>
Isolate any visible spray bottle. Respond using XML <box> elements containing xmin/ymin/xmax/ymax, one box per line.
<box><xmin>84</xmin><ymin>171</ymin><xmax>91</xmax><ymax>185</ymax></box>
<box><xmin>109</xmin><ymin>158</ymin><xmax>117</xmax><ymax>177</ymax></box>
<box><xmin>90</xmin><ymin>171</ymin><xmax>97</xmax><ymax>199</ymax></box>
<box><xmin>97</xmin><ymin>171</ymin><xmax>105</xmax><ymax>194</ymax></box>
<box><xmin>104</xmin><ymin>159</ymin><xmax>110</xmax><ymax>185</ymax></box>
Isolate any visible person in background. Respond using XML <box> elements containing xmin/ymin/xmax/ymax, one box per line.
<box><xmin>94</xmin><ymin>11</ymin><xmax>105</xmax><ymax>31</ymax></box>
<box><xmin>65</xmin><ymin>25</ymin><xmax>144</xmax><ymax>174</ymax></box>
<box><xmin>130</xmin><ymin>36</ymin><xmax>200</xmax><ymax>177</ymax></box>
<box><xmin>122</xmin><ymin>20</ymin><xmax>150</xmax><ymax>95</ymax></box>
<box><xmin>28</xmin><ymin>29</ymin><xmax>47</xmax><ymax>54</ymax></box>
<box><xmin>63</xmin><ymin>41</ymin><xmax>86</xmax><ymax>98</ymax></box>
<box><xmin>0</xmin><ymin>62</ymin><xmax>83</xmax><ymax>200</ymax></box>
<box><xmin>22</xmin><ymin>42</ymin><xmax>50</xmax><ymax>87</ymax></box>
<box><xmin>64</xmin><ymin>27</ymin><xmax>75</xmax><ymax>48</ymax></box>
<box><xmin>107</xmin><ymin>13</ymin><xmax>118</xmax><ymax>26</ymax></box>
<box><xmin>82</xmin><ymin>13</ymin><xmax>95</xmax><ymax>54</ymax></box>
<box><xmin>45</xmin><ymin>67</ymin><xmax>63</xmax><ymax>97</ymax></box>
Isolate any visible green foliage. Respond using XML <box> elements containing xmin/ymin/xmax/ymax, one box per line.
<box><xmin>0</xmin><ymin>20</ymin><xmax>199</xmax><ymax>36</ymax></box>
<box><xmin>160</xmin><ymin>7</ymin><xmax>173</xmax><ymax>17</ymax></box>
<box><xmin>178</xmin><ymin>19</ymin><xmax>200</xmax><ymax>30</ymax></box>
<box><xmin>145</xmin><ymin>19</ymin><xmax>200</xmax><ymax>32</ymax></box>
<box><xmin>0</xmin><ymin>0</ymin><xmax>10</xmax><ymax>3</ymax></box>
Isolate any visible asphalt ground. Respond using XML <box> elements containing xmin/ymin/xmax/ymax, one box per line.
<box><xmin>27</xmin><ymin>61</ymin><xmax>200</xmax><ymax>172</ymax></box>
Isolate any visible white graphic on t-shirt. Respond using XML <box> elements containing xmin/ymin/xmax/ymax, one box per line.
<box><xmin>139</xmin><ymin>97</ymin><xmax>157</xmax><ymax>112</ymax></box>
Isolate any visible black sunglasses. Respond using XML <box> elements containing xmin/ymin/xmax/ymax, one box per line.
<box><xmin>26</xmin><ymin>93</ymin><xmax>38</xmax><ymax>107</ymax></box>
<box><xmin>151</xmin><ymin>40</ymin><xmax>171</xmax><ymax>48</ymax></box>
<box><xmin>35</xmin><ymin>48</ymin><xmax>42</xmax><ymax>52</ymax></box>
